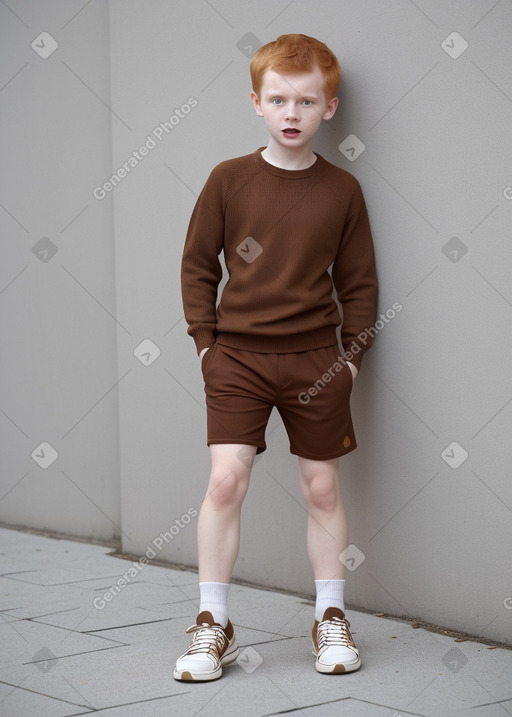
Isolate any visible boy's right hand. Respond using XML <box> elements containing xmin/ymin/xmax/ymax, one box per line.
<box><xmin>199</xmin><ymin>347</ymin><xmax>210</xmax><ymax>363</ymax></box>
<box><xmin>346</xmin><ymin>361</ymin><xmax>358</xmax><ymax>381</ymax></box>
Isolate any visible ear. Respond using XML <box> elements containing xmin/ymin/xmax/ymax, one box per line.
<box><xmin>250</xmin><ymin>91</ymin><xmax>264</xmax><ymax>117</ymax></box>
<box><xmin>323</xmin><ymin>96</ymin><xmax>339</xmax><ymax>121</ymax></box>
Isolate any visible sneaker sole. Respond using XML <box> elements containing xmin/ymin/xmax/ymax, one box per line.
<box><xmin>314</xmin><ymin>654</ymin><xmax>361</xmax><ymax>674</ymax></box>
<box><xmin>173</xmin><ymin>642</ymin><xmax>239</xmax><ymax>682</ymax></box>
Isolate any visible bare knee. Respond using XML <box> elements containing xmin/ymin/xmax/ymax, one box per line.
<box><xmin>303</xmin><ymin>471</ymin><xmax>339</xmax><ymax>513</ymax></box>
<box><xmin>205</xmin><ymin>466</ymin><xmax>249</xmax><ymax>509</ymax></box>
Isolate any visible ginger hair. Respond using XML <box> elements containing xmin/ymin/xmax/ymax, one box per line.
<box><xmin>250</xmin><ymin>33</ymin><xmax>341</xmax><ymax>101</ymax></box>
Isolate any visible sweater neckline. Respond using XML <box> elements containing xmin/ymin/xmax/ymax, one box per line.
<box><xmin>254</xmin><ymin>147</ymin><xmax>322</xmax><ymax>178</ymax></box>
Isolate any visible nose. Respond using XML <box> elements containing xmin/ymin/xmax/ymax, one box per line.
<box><xmin>285</xmin><ymin>103</ymin><xmax>299</xmax><ymax>121</ymax></box>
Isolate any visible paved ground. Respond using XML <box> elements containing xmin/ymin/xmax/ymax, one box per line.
<box><xmin>0</xmin><ymin>526</ymin><xmax>511</xmax><ymax>716</ymax></box>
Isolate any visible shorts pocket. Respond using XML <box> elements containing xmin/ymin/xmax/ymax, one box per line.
<box><xmin>200</xmin><ymin>343</ymin><xmax>218</xmax><ymax>373</ymax></box>
<box><xmin>328</xmin><ymin>345</ymin><xmax>353</xmax><ymax>389</ymax></box>
<box><xmin>346</xmin><ymin>361</ymin><xmax>357</xmax><ymax>387</ymax></box>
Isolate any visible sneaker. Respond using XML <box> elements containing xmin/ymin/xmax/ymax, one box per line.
<box><xmin>312</xmin><ymin>606</ymin><xmax>361</xmax><ymax>673</ymax></box>
<box><xmin>173</xmin><ymin>610</ymin><xmax>239</xmax><ymax>681</ymax></box>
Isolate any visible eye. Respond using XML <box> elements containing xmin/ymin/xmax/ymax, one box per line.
<box><xmin>302</xmin><ymin>99</ymin><xmax>313</xmax><ymax>106</ymax></box>
<box><xmin>271</xmin><ymin>98</ymin><xmax>283</xmax><ymax>105</ymax></box>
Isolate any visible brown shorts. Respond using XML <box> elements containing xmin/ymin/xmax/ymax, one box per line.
<box><xmin>201</xmin><ymin>343</ymin><xmax>356</xmax><ymax>461</ymax></box>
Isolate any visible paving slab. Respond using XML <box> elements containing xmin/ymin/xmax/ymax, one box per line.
<box><xmin>0</xmin><ymin>617</ymin><xmax>126</xmax><ymax>673</ymax></box>
<box><xmin>0</xmin><ymin>526</ymin><xmax>511</xmax><ymax>717</ymax></box>
<box><xmin>0</xmin><ymin>680</ymin><xmax>94</xmax><ymax>717</ymax></box>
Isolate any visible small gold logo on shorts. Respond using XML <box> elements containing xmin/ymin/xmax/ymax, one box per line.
<box><xmin>343</xmin><ymin>436</ymin><xmax>351</xmax><ymax>448</ymax></box>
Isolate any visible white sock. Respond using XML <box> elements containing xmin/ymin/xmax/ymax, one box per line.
<box><xmin>199</xmin><ymin>582</ymin><xmax>229</xmax><ymax>627</ymax></box>
<box><xmin>314</xmin><ymin>579</ymin><xmax>345</xmax><ymax>622</ymax></box>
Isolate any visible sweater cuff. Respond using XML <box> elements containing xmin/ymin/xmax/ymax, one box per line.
<box><xmin>192</xmin><ymin>328</ymin><xmax>217</xmax><ymax>356</ymax></box>
<box><xmin>342</xmin><ymin>347</ymin><xmax>365</xmax><ymax>372</ymax></box>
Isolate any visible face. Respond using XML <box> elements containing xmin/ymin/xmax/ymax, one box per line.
<box><xmin>250</xmin><ymin>64</ymin><xmax>338</xmax><ymax>151</ymax></box>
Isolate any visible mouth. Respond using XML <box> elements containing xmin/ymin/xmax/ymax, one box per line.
<box><xmin>282</xmin><ymin>128</ymin><xmax>301</xmax><ymax>136</ymax></box>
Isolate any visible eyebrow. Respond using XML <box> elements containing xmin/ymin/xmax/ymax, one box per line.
<box><xmin>264</xmin><ymin>90</ymin><xmax>320</xmax><ymax>100</ymax></box>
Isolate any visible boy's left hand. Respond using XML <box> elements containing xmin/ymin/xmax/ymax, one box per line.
<box><xmin>347</xmin><ymin>362</ymin><xmax>358</xmax><ymax>381</ymax></box>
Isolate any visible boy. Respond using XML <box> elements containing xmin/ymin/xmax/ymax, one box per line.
<box><xmin>175</xmin><ymin>33</ymin><xmax>378</xmax><ymax>681</ymax></box>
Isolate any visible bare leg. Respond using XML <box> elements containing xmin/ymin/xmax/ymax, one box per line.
<box><xmin>298</xmin><ymin>456</ymin><xmax>348</xmax><ymax>580</ymax></box>
<box><xmin>197</xmin><ymin>444</ymin><xmax>256</xmax><ymax>583</ymax></box>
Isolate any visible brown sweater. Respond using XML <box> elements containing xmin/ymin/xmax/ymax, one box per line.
<box><xmin>181</xmin><ymin>148</ymin><xmax>378</xmax><ymax>369</ymax></box>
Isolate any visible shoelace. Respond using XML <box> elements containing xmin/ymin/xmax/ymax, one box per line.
<box><xmin>317</xmin><ymin>616</ymin><xmax>355</xmax><ymax>651</ymax></box>
<box><xmin>184</xmin><ymin>622</ymin><xmax>227</xmax><ymax>658</ymax></box>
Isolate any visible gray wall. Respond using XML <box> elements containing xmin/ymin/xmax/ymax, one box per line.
<box><xmin>0</xmin><ymin>1</ymin><xmax>120</xmax><ymax>543</ymax></box>
<box><xmin>1</xmin><ymin>0</ymin><xmax>511</xmax><ymax>645</ymax></box>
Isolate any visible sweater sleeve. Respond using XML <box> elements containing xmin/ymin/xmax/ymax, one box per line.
<box><xmin>331</xmin><ymin>180</ymin><xmax>378</xmax><ymax>371</ymax></box>
<box><xmin>181</xmin><ymin>168</ymin><xmax>225</xmax><ymax>355</ymax></box>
